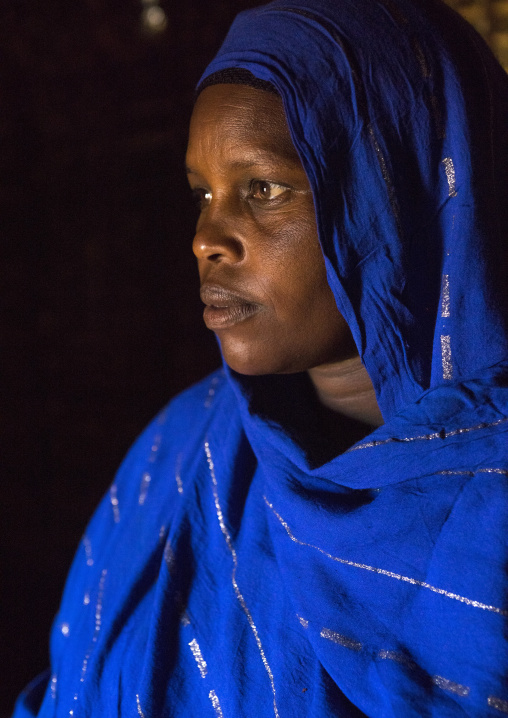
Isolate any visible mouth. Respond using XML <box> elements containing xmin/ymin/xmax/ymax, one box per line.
<box><xmin>200</xmin><ymin>284</ymin><xmax>262</xmax><ymax>330</ymax></box>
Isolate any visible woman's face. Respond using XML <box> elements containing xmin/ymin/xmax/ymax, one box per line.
<box><xmin>186</xmin><ymin>83</ymin><xmax>356</xmax><ymax>375</ymax></box>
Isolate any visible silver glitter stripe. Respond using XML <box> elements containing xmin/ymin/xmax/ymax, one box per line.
<box><xmin>59</xmin><ymin>622</ymin><xmax>70</xmax><ymax>637</ymax></box>
<box><xmin>136</xmin><ymin>694</ymin><xmax>146</xmax><ymax>718</ymax></box>
<box><xmin>205</xmin><ymin>441</ymin><xmax>280</xmax><ymax>718</ymax></box>
<box><xmin>110</xmin><ymin>484</ymin><xmax>120</xmax><ymax>524</ymax></box>
<box><xmin>368</xmin><ymin>125</ymin><xmax>401</xmax><ymax>235</ymax></box>
<box><xmin>433</xmin><ymin>675</ymin><xmax>470</xmax><ymax>697</ymax></box>
<box><xmin>148</xmin><ymin>432</ymin><xmax>162</xmax><ymax>464</ymax></box>
<box><xmin>437</xmin><ymin>468</ymin><xmax>508</xmax><ymax>477</ymax></box>
<box><xmin>488</xmin><ymin>696</ymin><xmax>508</xmax><ymax>713</ymax></box>
<box><xmin>71</xmin><ymin>569</ymin><xmax>108</xmax><ymax>714</ymax></box>
<box><xmin>159</xmin><ymin>524</ymin><xmax>167</xmax><ymax>543</ymax></box>
<box><xmin>180</xmin><ymin>610</ymin><xmax>191</xmax><ymax>627</ymax></box>
<box><xmin>138</xmin><ymin>471</ymin><xmax>152</xmax><ymax>506</ymax></box>
<box><xmin>205</xmin><ymin>375</ymin><xmax>220</xmax><ymax>408</ymax></box>
<box><xmin>378</xmin><ymin>650</ymin><xmax>416</xmax><ymax>670</ymax></box>
<box><xmin>441</xmin><ymin>274</ymin><xmax>450</xmax><ymax>318</ymax></box>
<box><xmin>442</xmin><ymin>157</ymin><xmax>458</xmax><ymax>197</ymax></box>
<box><xmin>51</xmin><ymin>674</ymin><xmax>57</xmax><ymax>700</ymax></box>
<box><xmin>92</xmin><ymin>569</ymin><xmax>107</xmax><ymax>643</ymax></box>
<box><xmin>209</xmin><ymin>690</ymin><xmax>224</xmax><ymax>718</ymax></box>
<box><xmin>441</xmin><ymin>335</ymin><xmax>453</xmax><ymax>380</ymax></box>
<box><xmin>83</xmin><ymin>535</ymin><xmax>94</xmax><ymax>567</ymax></box>
<box><xmin>188</xmin><ymin>638</ymin><xmax>208</xmax><ymax>678</ymax></box>
<box><xmin>175</xmin><ymin>453</ymin><xmax>183</xmax><ymax>495</ymax></box>
<box><xmin>264</xmin><ymin>496</ymin><xmax>508</xmax><ymax>617</ymax></box>
<box><xmin>298</xmin><ymin>615</ymin><xmax>309</xmax><ymax>629</ymax></box>
<box><xmin>164</xmin><ymin>540</ymin><xmax>176</xmax><ymax>575</ymax></box>
<box><xmin>81</xmin><ymin>569</ymin><xmax>107</xmax><ymax>679</ymax></box>
<box><xmin>349</xmin><ymin>417</ymin><xmax>508</xmax><ymax>451</ymax></box>
<box><xmin>320</xmin><ymin>627</ymin><xmax>362</xmax><ymax>651</ymax></box>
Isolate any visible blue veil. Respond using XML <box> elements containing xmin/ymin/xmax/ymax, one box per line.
<box><xmin>199</xmin><ymin>0</ymin><xmax>508</xmax><ymax>418</ymax></box>
<box><xmin>192</xmin><ymin>0</ymin><xmax>508</xmax><ymax>713</ymax></box>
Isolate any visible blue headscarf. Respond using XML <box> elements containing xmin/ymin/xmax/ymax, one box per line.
<box><xmin>199</xmin><ymin>0</ymin><xmax>508</xmax><ymax>418</ymax></box>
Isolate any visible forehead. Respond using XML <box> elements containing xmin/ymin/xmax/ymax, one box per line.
<box><xmin>187</xmin><ymin>84</ymin><xmax>300</xmax><ymax>167</ymax></box>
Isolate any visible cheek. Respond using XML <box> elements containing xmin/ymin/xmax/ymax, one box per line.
<box><xmin>259</xmin><ymin>215</ymin><xmax>331</xmax><ymax>316</ymax></box>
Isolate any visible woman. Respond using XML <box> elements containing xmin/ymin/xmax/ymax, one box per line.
<box><xmin>14</xmin><ymin>0</ymin><xmax>508</xmax><ymax>715</ymax></box>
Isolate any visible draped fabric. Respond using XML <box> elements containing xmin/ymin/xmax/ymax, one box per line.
<box><xmin>14</xmin><ymin>0</ymin><xmax>508</xmax><ymax>716</ymax></box>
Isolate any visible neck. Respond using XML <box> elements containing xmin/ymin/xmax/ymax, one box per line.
<box><xmin>308</xmin><ymin>355</ymin><xmax>384</xmax><ymax>428</ymax></box>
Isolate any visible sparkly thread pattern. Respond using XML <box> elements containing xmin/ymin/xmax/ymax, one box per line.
<box><xmin>209</xmin><ymin>690</ymin><xmax>224</xmax><ymax>717</ymax></box>
<box><xmin>188</xmin><ymin>638</ymin><xmax>208</xmax><ymax>678</ymax></box>
<box><xmin>205</xmin><ymin>441</ymin><xmax>280</xmax><ymax>718</ymax></box>
<box><xmin>368</xmin><ymin>125</ymin><xmax>401</xmax><ymax>234</ymax></box>
<box><xmin>263</xmin><ymin>496</ymin><xmax>508</xmax><ymax>616</ymax></box>
<box><xmin>321</xmin><ymin>627</ymin><xmax>362</xmax><ymax>651</ymax></box>
<box><xmin>442</xmin><ymin>157</ymin><xmax>458</xmax><ymax>197</ymax></box>
<box><xmin>109</xmin><ymin>484</ymin><xmax>120</xmax><ymax>524</ymax></box>
<box><xmin>83</xmin><ymin>536</ymin><xmax>93</xmax><ymax>567</ymax></box>
<box><xmin>378</xmin><ymin>650</ymin><xmax>416</xmax><ymax>669</ymax></box>
<box><xmin>139</xmin><ymin>423</ymin><xmax>165</xmax><ymax>505</ymax></box>
<box><xmin>205</xmin><ymin>375</ymin><xmax>220</xmax><ymax>408</ymax></box>
<box><xmin>349</xmin><ymin>417</ymin><xmax>508</xmax><ymax>451</ymax></box>
<box><xmin>136</xmin><ymin>694</ymin><xmax>146</xmax><ymax>717</ymax></box>
<box><xmin>437</xmin><ymin>468</ymin><xmax>508</xmax><ymax>477</ymax></box>
<box><xmin>441</xmin><ymin>274</ymin><xmax>451</xmax><ymax>318</ymax></box>
<box><xmin>175</xmin><ymin>453</ymin><xmax>184</xmax><ymax>495</ymax></box>
<box><xmin>71</xmin><ymin>568</ymin><xmax>107</xmax><ymax>714</ymax></box>
<box><xmin>433</xmin><ymin>675</ymin><xmax>470</xmax><ymax>697</ymax></box>
<box><xmin>51</xmin><ymin>674</ymin><xmax>57</xmax><ymax>700</ymax></box>
<box><xmin>164</xmin><ymin>541</ymin><xmax>176</xmax><ymax>575</ymax></box>
<box><xmin>488</xmin><ymin>696</ymin><xmax>508</xmax><ymax>713</ymax></box>
<box><xmin>441</xmin><ymin>335</ymin><xmax>453</xmax><ymax>380</ymax></box>
<box><xmin>298</xmin><ymin>615</ymin><xmax>309</xmax><ymax>629</ymax></box>
<box><xmin>148</xmin><ymin>426</ymin><xmax>163</xmax><ymax>465</ymax></box>
<box><xmin>138</xmin><ymin>471</ymin><xmax>152</xmax><ymax>506</ymax></box>
<box><xmin>60</xmin><ymin>622</ymin><xmax>70</xmax><ymax>637</ymax></box>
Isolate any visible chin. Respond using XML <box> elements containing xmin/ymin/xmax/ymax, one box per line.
<box><xmin>219</xmin><ymin>339</ymin><xmax>307</xmax><ymax>376</ymax></box>
<box><xmin>222</xmin><ymin>353</ymin><xmax>280</xmax><ymax>376</ymax></box>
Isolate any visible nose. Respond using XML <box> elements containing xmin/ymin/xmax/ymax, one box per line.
<box><xmin>192</xmin><ymin>200</ymin><xmax>245</xmax><ymax>264</ymax></box>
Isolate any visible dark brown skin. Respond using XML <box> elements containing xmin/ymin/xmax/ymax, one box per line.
<box><xmin>186</xmin><ymin>84</ymin><xmax>383</xmax><ymax>428</ymax></box>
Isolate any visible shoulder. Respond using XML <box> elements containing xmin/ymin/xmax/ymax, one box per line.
<box><xmin>102</xmin><ymin>368</ymin><xmax>237</xmax><ymax>504</ymax></box>
<box><xmin>55</xmin><ymin>368</ymin><xmax>237</xmax><ymax>614</ymax></box>
<box><xmin>119</xmin><ymin>368</ymin><xmax>231</xmax><ymax>467</ymax></box>
<box><xmin>167</xmin><ymin>367</ymin><xmax>230</xmax><ymax>420</ymax></box>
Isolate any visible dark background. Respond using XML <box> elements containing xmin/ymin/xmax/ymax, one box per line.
<box><xmin>1</xmin><ymin>0</ymin><xmax>263</xmax><ymax>712</ymax></box>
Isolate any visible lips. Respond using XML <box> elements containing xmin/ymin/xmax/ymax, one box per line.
<box><xmin>200</xmin><ymin>284</ymin><xmax>261</xmax><ymax>330</ymax></box>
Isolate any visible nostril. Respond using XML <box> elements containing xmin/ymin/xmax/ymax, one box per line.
<box><xmin>192</xmin><ymin>232</ymin><xmax>245</xmax><ymax>263</ymax></box>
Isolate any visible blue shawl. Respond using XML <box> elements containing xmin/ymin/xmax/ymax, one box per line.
<box><xmin>14</xmin><ymin>0</ymin><xmax>508</xmax><ymax>716</ymax></box>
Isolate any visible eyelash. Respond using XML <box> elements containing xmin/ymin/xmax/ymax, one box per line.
<box><xmin>249</xmin><ymin>180</ymin><xmax>289</xmax><ymax>201</ymax></box>
<box><xmin>192</xmin><ymin>188</ymin><xmax>212</xmax><ymax>210</ymax></box>
<box><xmin>192</xmin><ymin>180</ymin><xmax>290</xmax><ymax>210</ymax></box>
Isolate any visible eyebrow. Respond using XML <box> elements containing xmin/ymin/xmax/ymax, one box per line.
<box><xmin>185</xmin><ymin>153</ymin><xmax>302</xmax><ymax>176</ymax></box>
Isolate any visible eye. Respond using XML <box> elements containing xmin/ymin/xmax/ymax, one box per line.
<box><xmin>249</xmin><ymin>180</ymin><xmax>289</xmax><ymax>202</ymax></box>
<box><xmin>192</xmin><ymin>188</ymin><xmax>212</xmax><ymax>210</ymax></box>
